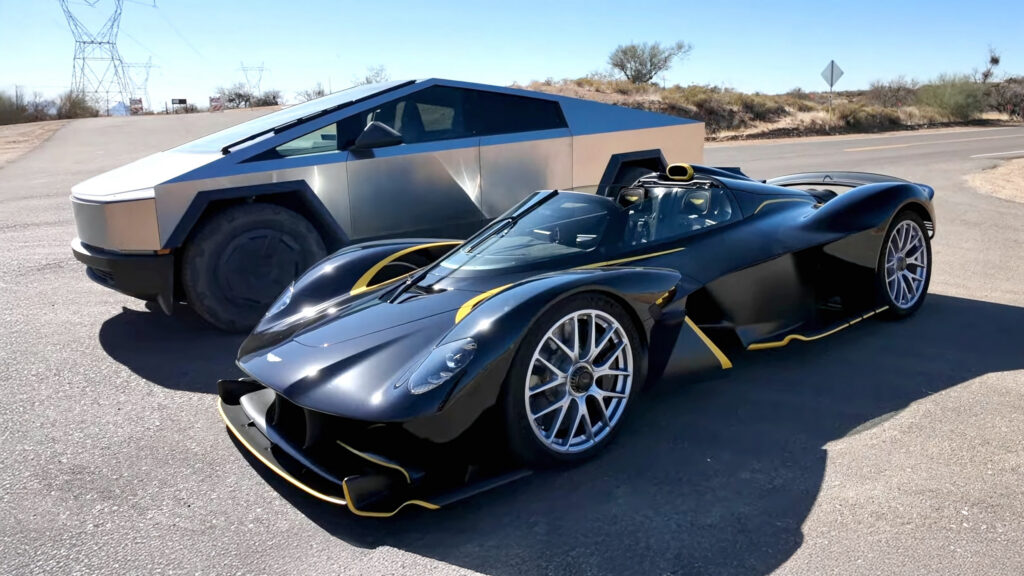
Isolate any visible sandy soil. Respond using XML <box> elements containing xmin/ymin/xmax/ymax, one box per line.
<box><xmin>0</xmin><ymin>120</ymin><xmax>68</xmax><ymax>169</ymax></box>
<box><xmin>967</xmin><ymin>158</ymin><xmax>1024</xmax><ymax>203</ymax></box>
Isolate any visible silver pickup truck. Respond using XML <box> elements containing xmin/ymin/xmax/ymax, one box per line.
<box><xmin>70</xmin><ymin>79</ymin><xmax>703</xmax><ymax>330</ymax></box>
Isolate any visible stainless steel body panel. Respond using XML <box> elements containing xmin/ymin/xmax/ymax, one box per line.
<box><xmin>153</xmin><ymin>152</ymin><xmax>353</xmax><ymax>247</ymax></box>
<box><xmin>71</xmin><ymin>197</ymin><xmax>161</xmax><ymax>251</ymax></box>
<box><xmin>572</xmin><ymin>124</ymin><xmax>705</xmax><ymax>186</ymax></box>
<box><xmin>479</xmin><ymin>130</ymin><xmax>572</xmax><ymax>217</ymax></box>
<box><xmin>346</xmin><ymin>138</ymin><xmax>483</xmax><ymax>239</ymax></box>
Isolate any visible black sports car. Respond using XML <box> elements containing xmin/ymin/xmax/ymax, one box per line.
<box><xmin>218</xmin><ymin>163</ymin><xmax>935</xmax><ymax>516</ymax></box>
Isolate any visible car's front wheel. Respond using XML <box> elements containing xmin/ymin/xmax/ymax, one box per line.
<box><xmin>182</xmin><ymin>204</ymin><xmax>326</xmax><ymax>332</ymax></box>
<box><xmin>501</xmin><ymin>294</ymin><xmax>642</xmax><ymax>466</ymax></box>
<box><xmin>877</xmin><ymin>210</ymin><xmax>931</xmax><ymax>318</ymax></box>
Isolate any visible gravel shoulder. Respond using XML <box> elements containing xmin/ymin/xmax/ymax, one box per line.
<box><xmin>966</xmin><ymin>158</ymin><xmax>1024</xmax><ymax>203</ymax></box>
<box><xmin>0</xmin><ymin>120</ymin><xmax>68</xmax><ymax>169</ymax></box>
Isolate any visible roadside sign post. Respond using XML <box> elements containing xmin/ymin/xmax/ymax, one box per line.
<box><xmin>821</xmin><ymin>60</ymin><xmax>844</xmax><ymax>128</ymax></box>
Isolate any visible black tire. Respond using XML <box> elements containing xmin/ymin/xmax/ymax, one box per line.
<box><xmin>182</xmin><ymin>203</ymin><xmax>326</xmax><ymax>332</ymax></box>
<box><xmin>876</xmin><ymin>210</ymin><xmax>931</xmax><ymax>319</ymax></box>
<box><xmin>500</xmin><ymin>293</ymin><xmax>643</xmax><ymax>467</ymax></box>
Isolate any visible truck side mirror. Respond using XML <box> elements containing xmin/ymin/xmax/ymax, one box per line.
<box><xmin>350</xmin><ymin>121</ymin><xmax>403</xmax><ymax>150</ymax></box>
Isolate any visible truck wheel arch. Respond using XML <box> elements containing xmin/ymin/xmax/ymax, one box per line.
<box><xmin>164</xmin><ymin>181</ymin><xmax>347</xmax><ymax>253</ymax></box>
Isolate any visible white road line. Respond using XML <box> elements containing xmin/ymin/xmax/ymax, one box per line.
<box><xmin>845</xmin><ymin>133</ymin><xmax>1024</xmax><ymax>152</ymax></box>
<box><xmin>970</xmin><ymin>150</ymin><xmax>1024</xmax><ymax>158</ymax></box>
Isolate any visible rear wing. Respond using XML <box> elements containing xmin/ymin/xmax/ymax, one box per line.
<box><xmin>766</xmin><ymin>171</ymin><xmax>910</xmax><ymax>188</ymax></box>
<box><xmin>767</xmin><ymin>171</ymin><xmax>934</xmax><ymax>201</ymax></box>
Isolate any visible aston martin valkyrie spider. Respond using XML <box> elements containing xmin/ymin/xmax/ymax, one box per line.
<box><xmin>218</xmin><ymin>163</ymin><xmax>935</xmax><ymax>516</ymax></box>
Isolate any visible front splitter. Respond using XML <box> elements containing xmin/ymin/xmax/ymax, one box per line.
<box><xmin>218</xmin><ymin>380</ymin><xmax>530</xmax><ymax>517</ymax></box>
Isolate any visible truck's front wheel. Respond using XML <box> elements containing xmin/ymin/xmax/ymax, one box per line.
<box><xmin>182</xmin><ymin>204</ymin><xmax>326</xmax><ymax>332</ymax></box>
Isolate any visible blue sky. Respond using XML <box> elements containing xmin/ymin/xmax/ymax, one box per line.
<box><xmin>1</xmin><ymin>0</ymin><xmax>1021</xmax><ymax>108</ymax></box>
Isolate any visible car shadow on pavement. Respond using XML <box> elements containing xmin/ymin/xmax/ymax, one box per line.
<box><xmin>239</xmin><ymin>293</ymin><xmax>1024</xmax><ymax>576</ymax></box>
<box><xmin>98</xmin><ymin>303</ymin><xmax>245</xmax><ymax>394</ymax></box>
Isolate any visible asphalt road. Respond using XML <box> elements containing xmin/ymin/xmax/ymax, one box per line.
<box><xmin>1</xmin><ymin>117</ymin><xmax>1023</xmax><ymax>576</ymax></box>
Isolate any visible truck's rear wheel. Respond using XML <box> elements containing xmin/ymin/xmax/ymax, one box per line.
<box><xmin>182</xmin><ymin>204</ymin><xmax>326</xmax><ymax>332</ymax></box>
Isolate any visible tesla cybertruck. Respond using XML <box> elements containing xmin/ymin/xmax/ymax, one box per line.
<box><xmin>217</xmin><ymin>163</ymin><xmax>935</xmax><ymax>516</ymax></box>
<box><xmin>69</xmin><ymin>79</ymin><xmax>703</xmax><ymax>330</ymax></box>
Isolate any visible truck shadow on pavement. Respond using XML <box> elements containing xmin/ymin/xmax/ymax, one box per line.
<box><xmin>244</xmin><ymin>293</ymin><xmax>1024</xmax><ymax>576</ymax></box>
<box><xmin>98</xmin><ymin>303</ymin><xmax>245</xmax><ymax>394</ymax></box>
<box><xmin>97</xmin><ymin>294</ymin><xmax>1024</xmax><ymax>575</ymax></box>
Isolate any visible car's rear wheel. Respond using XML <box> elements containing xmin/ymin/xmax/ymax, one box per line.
<box><xmin>501</xmin><ymin>294</ymin><xmax>641</xmax><ymax>466</ymax></box>
<box><xmin>877</xmin><ymin>210</ymin><xmax>931</xmax><ymax>318</ymax></box>
<box><xmin>182</xmin><ymin>204</ymin><xmax>326</xmax><ymax>332</ymax></box>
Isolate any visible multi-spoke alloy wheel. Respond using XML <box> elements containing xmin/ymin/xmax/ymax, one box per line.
<box><xmin>884</xmin><ymin>220</ymin><xmax>928</xmax><ymax>309</ymax></box>
<box><xmin>524</xmin><ymin>308</ymin><xmax>633</xmax><ymax>454</ymax></box>
<box><xmin>877</xmin><ymin>211</ymin><xmax>931</xmax><ymax>318</ymax></box>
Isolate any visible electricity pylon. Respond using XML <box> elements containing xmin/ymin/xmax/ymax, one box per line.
<box><xmin>59</xmin><ymin>0</ymin><xmax>133</xmax><ymax>114</ymax></box>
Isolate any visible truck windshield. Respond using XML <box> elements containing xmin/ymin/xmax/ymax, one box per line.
<box><xmin>172</xmin><ymin>80</ymin><xmax>409</xmax><ymax>154</ymax></box>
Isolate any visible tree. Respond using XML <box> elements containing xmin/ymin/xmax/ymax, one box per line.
<box><xmin>297</xmin><ymin>82</ymin><xmax>326</xmax><ymax>102</ymax></box>
<box><xmin>976</xmin><ymin>47</ymin><xmax>1001</xmax><ymax>84</ymax></box>
<box><xmin>56</xmin><ymin>90</ymin><xmax>99</xmax><ymax>119</ymax></box>
<box><xmin>353</xmin><ymin>66</ymin><xmax>390</xmax><ymax>86</ymax></box>
<box><xmin>252</xmin><ymin>89</ymin><xmax>282</xmax><ymax>107</ymax></box>
<box><xmin>217</xmin><ymin>82</ymin><xmax>254</xmax><ymax>109</ymax></box>
<box><xmin>608</xmin><ymin>41</ymin><xmax>692</xmax><ymax>84</ymax></box>
<box><xmin>25</xmin><ymin>92</ymin><xmax>54</xmax><ymax>122</ymax></box>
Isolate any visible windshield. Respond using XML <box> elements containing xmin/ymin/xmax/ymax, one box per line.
<box><xmin>438</xmin><ymin>192</ymin><xmax>615</xmax><ymax>272</ymax></box>
<box><xmin>172</xmin><ymin>80</ymin><xmax>409</xmax><ymax>153</ymax></box>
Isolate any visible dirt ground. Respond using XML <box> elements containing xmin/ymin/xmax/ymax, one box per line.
<box><xmin>967</xmin><ymin>158</ymin><xmax>1024</xmax><ymax>203</ymax></box>
<box><xmin>0</xmin><ymin>120</ymin><xmax>68</xmax><ymax>169</ymax></box>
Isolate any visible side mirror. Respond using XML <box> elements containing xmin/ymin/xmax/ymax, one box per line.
<box><xmin>350</xmin><ymin>121</ymin><xmax>403</xmax><ymax>150</ymax></box>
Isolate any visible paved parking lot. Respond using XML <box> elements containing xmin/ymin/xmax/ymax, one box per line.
<box><xmin>1</xmin><ymin>115</ymin><xmax>1022</xmax><ymax>575</ymax></box>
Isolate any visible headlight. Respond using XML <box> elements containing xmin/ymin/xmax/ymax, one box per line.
<box><xmin>408</xmin><ymin>338</ymin><xmax>477</xmax><ymax>394</ymax></box>
<box><xmin>265</xmin><ymin>283</ymin><xmax>294</xmax><ymax>317</ymax></box>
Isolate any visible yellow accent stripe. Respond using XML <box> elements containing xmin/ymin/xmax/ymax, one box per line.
<box><xmin>575</xmin><ymin>246</ymin><xmax>686</xmax><ymax>269</ymax></box>
<box><xmin>350</xmin><ymin>241</ymin><xmax>462</xmax><ymax>295</ymax></box>
<box><xmin>684</xmin><ymin>316</ymin><xmax>732</xmax><ymax>369</ymax></box>
<box><xmin>337</xmin><ymin>440</ymin><xmax>411</xmax><ymax>484</ymax></box>
<box><xmin>218</xmin><ymin>399</ymin><xmax>348</xmax><ymax>506</ymax></box>
<box><xmin>753</xmin><ymin>198</ymin><xmax>818</xmax><ymax>214</ymax></box>
<box><xmin>454</xmin><ymin>283</ymin><xmax>513</xmax><ymax>324</ymax></box>
<box><xmin>341</xmin><ymin>478</ymin><xmax>440</xmax><ymax>517</ymax></box>
<box><xmin>453</xmin><ymin>246</ymin><xmax>687</xmax><ymax>325</ymax></box>
<box><xmin>747</xmin><ymin>307</ymin><xmax>889</xmax><ymax>350</ymax></box>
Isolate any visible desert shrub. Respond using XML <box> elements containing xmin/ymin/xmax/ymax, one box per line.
<box><xmin>834</xmin><ymin>103</ymin><xmax>901</xmax><ymax>130</ymax></box>
<box><xmin>865</xmin><ymin>76</ymin><xmax>918</xmax><ymax>108</ymax></box>
<box><xmin>990</xmin><ymin>76</ymin><xmax>1024</xmax><ymax>119</ymax></box>
<box><xmin>898</xmin><ymin>106</ymin><xmax>947</xmax><ymax>125</ymax></box>
<box><xmin>56</xmin><ymin>90</ymin><xmax>99</xmax><ymax>119</ymax></box>
<box><xmin>916</xmin><ymin>74</ymin><xmax>985</xmax><ymax>121</ymax></box>
<box><xmin>664</xmin><ymin>85</ymin><xmax>743</xmax><ymax>134</ymax></box>
<box><xmin>735</xmin><ymin>92</ymin><xmax>788</xmax><ymax>122</ymax></box>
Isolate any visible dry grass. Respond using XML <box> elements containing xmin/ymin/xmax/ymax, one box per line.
<box><xmin>966</xmin><ymin>158</ymin><xmax>1024</xmax><ymax>203</ymax></box>
<box><xmin>0</xmin><ymin>120</ymin><xmax>67</xmax><ymax>169</ymax></box>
